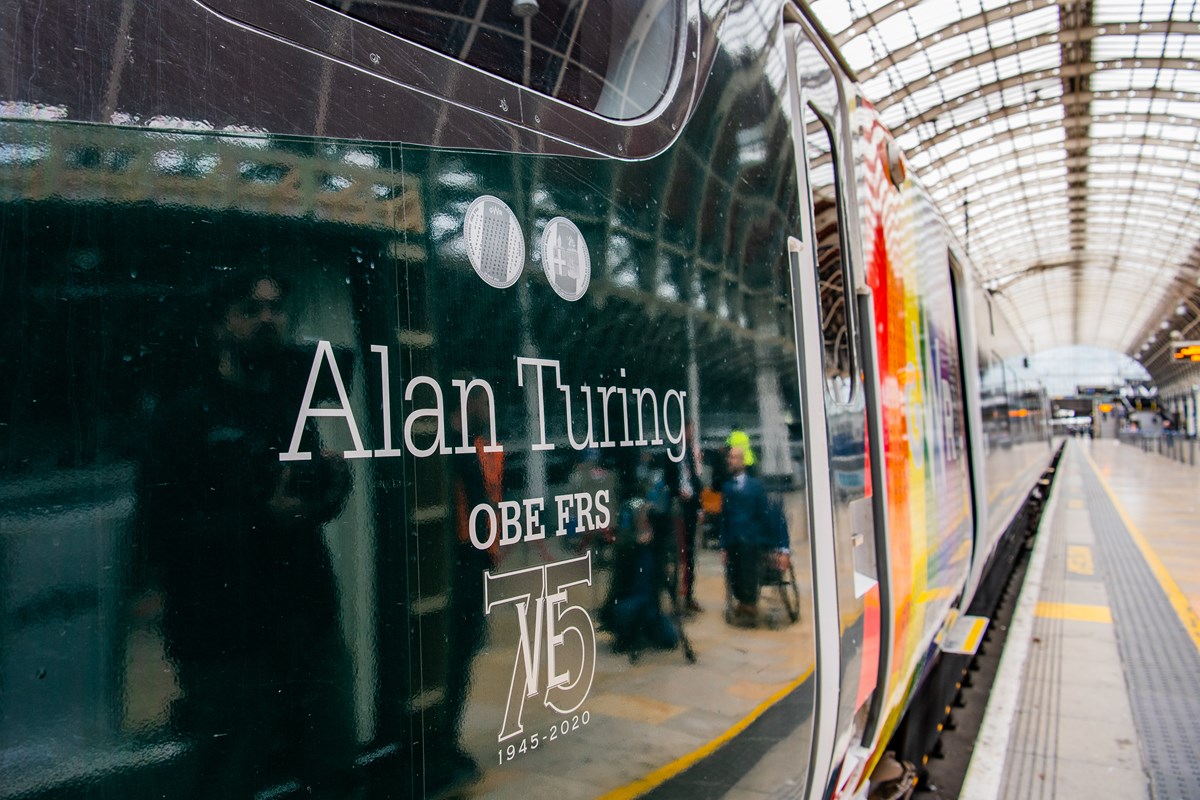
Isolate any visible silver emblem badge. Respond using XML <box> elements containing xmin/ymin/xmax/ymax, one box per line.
<box><xmin>540</xmin><ymin>217</ymin><xmax>591</xmax><ymax>302</ymax></box>
<box><xmin>464</xmin><ymin>195</ymin><xmax>525</xmax><ymax>289</ymax></box>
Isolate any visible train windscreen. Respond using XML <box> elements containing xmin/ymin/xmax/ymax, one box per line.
<box><xmin>310</xmin><ymin>0</ymin><xmax>682</xmax><ymax>120</ymax></box>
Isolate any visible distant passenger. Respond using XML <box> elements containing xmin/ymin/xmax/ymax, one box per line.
<box><xmin>726</xmin><ymin>429</ymin><xmax>757</xmax><ymax>474</ymax></box>
<box><xmin>435</xmin><ymin>391</ymin><xmax>505</xmax><ymax>790</ymax></box>
<box><xmin>605</xmin><ymin>452</ymin><xmax>678</xmax><ymax>658</ymax></box>
<box><xmin>665</xmin><ymin>421</ymin><xmax>705</xmax><ymax>613</ymax></box>
<box><xmin>135</xmin><ymin>271</ymin><xmax>355</xmax><ymax>797</ymax></box>
<box><xmin>720</xmin><ymin>445</ymin><xmax>786</xmax><ymax>627</ymax></box>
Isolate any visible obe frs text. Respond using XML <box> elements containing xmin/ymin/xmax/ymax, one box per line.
<box><xmin>468</xmin><ymin>489</ymin><xmax>611</xmax><ymax>552</ymax></box>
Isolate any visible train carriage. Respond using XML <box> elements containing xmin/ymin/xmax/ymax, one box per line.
<box><xmin>0</xmin><ymin>1</ymin><xmax>1055</xmax><ymax>798</ymax></box>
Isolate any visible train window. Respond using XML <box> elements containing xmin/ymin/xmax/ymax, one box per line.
<box><xmin>309</xmin><ymin>0</ymin><xmax>681</xmax><ymax>121</ymax></box>
<box><xmin>803</xmin><ymin>104</ymin><xmax>856</xmax><ymax>403</ymax></box>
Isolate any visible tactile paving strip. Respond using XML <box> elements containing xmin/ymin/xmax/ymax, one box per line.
<box><xmin>999</xmin><ymin>482</ymin><xmax>1070</xmax><ymax>800</ymax></box>
<box><xmin>1081</xmin><ymin>452</ymin><xmax>1200</xmax><ymax>800</ymax></box>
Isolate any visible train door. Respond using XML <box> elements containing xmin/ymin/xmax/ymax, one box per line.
<box><xmin>785</xmin><ymin>21</ymin><xmax>882</xmax><ymax>796</ymax></box>
<box><xmin>948</xmin><ymin>251</ymin><xmax>991</xmax><ymax>607</ymax></box>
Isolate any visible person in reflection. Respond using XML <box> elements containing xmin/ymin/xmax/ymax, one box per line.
<box><xmin>435</xmin><ymin>390</ymin><xmax>504</xmax><ymax>789</ymax></box>
<box><xmin>135</xmin><ymin>271</ymin><xmax>355</xmax><ymax>797</ymax></box>
<box><xmin>604</xmin><ymin>452</ymin><xmax>678</xmax><ymax>660</ymax></box>
<box><xmin>726</xmin><ymin>430</ymin><xmax>757</xmax><ymax>476</ymax></box>
<box><xmin>665</xmin><ymin>422</ymin><xmax>705</xmax><ymax>614</ymax></box>
<box><xmin>564</xmin><ymin>448</ymin><xmax>617</xmax><ymax>554</ymax></box>
<box><xmin>720</xmin><ymin>444</ymin><xmax>783</xmax><ymax>627</ymax></box>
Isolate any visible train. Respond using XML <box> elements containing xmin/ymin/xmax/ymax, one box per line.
<box><xmin>0</xmin><ymin>0</ymin><xmax>1056</xmax><ymax>798</ymax></box>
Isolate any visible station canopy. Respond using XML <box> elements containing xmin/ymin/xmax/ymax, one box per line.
<box><xmin>807</xmin><ymin>0</ymin><xmax>1200</xmax><ymax>391</ymax></box>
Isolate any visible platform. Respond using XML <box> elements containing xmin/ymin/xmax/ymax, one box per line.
<box><xmin>962</xmin><ymin>438</ymin><xmax>1200</xmax><ymax>800</ymax></box>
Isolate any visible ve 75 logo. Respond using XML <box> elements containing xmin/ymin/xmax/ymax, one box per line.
<box><xmin>484</xmin><ymin>553</ymin><xmax>596</xmax><ymax>742</ymax></box>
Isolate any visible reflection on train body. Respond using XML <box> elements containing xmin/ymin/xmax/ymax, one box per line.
<box><xmin>0</xmin><ymin>0</ymin><xmax>825</xmax><ymax>793</ymax></box>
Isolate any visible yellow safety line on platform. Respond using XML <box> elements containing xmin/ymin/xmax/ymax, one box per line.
<box><xmin>1084</xmin><ymin>449</ymin><xmax>1200</xmax><ymax>655</ymax></box>
<box><xmin>1034</xmin><ymin>601</ymin><xmax>1113</xmax><ymax>624</ymax></box>
<box><xmin>598</xmin><ymin>664</ymin><xmax>816</xmax><ymax>800</ymax></box>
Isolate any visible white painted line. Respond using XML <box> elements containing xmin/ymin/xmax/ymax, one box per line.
<box><xmin>959</xmin><ymin>446</ymin><xmax>1064</xmax><ymax>800</ymax></box>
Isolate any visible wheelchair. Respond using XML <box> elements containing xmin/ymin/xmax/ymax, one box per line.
<box><xmin>724</xmin><ymin>547</ymin><xmax>801</xmax><ymax>628</ymax></box>
<box><xmin>760</xmin><ymin>549</ymin><xmax>801</xmax><ymax>624</ymax></box>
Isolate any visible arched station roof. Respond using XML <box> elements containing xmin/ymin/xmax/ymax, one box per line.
<box><xmin>806</xmin><ymin>0</ymin><xmax>1200</xmax><ymax>391</ymax></box>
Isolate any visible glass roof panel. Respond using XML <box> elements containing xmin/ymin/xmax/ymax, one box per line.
<box><xmin>896</xmin><ymin>129</ymin><xmax>923</xmax><ymax>151</ymax></box>
<box><xmin>1091</xmin><ymin>68</ymin><xmax>1200</xmax><ymax>94</ymax></box>
<box><xmin>841</xmin><ymin>36</ymin><xmax>878</xmax><ymax>71</ymax></box>
<box><xmin>873</xmin><ymin>14</ymin><xmax>920</xmax><ymax>53</ymax></box>
<box><xmin>938</xmin><ymin>64</ymin><xmax>993</xmax><ymax>98</ymax></box>
<box><xmin>1013</xmin><ymin>5</ymin><xmax>1061</xmax><ymax>35</ymax></box>
<box><xmin>1092</xmin><ymin>33</ymin><xmax>1200</xmax><ymax>60</ymax></box>
<box><xmin>1088</xmin><ymin>190</ymin><xmax>1200</xmax><ymax>213</ymax></box>
<box><xmin>1090</xmin><ymin>141</ymin><xmax>1190</xmax><ymax>160</ymax></box>
<box><xmin>1093</xmin><ymin>0</ymin><xmax>1199</xmax><ymax>22</ymax></box>
<box><xmin>1090</xmin><ymin>120</ymin><xmax>1200</xmax><ymax>143</ymax></box>
<box><xmin>811</xmin><ymin>0</ymin><xmax>856</xmax><ymax>34</ymax></box>
<box><xmin>908</xmin><ymin>0</ymin><xmax>953</xmax><ymax>37</ymax></box>
<box><xmin>881</xmin><ymin>103</ymin><xmax>908</xmax><ymax>130</ymax></box>
<box><xmin>857</xmin><ymin>0</ymin><xmax>898</xmax><ymax>18</ymax></box>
